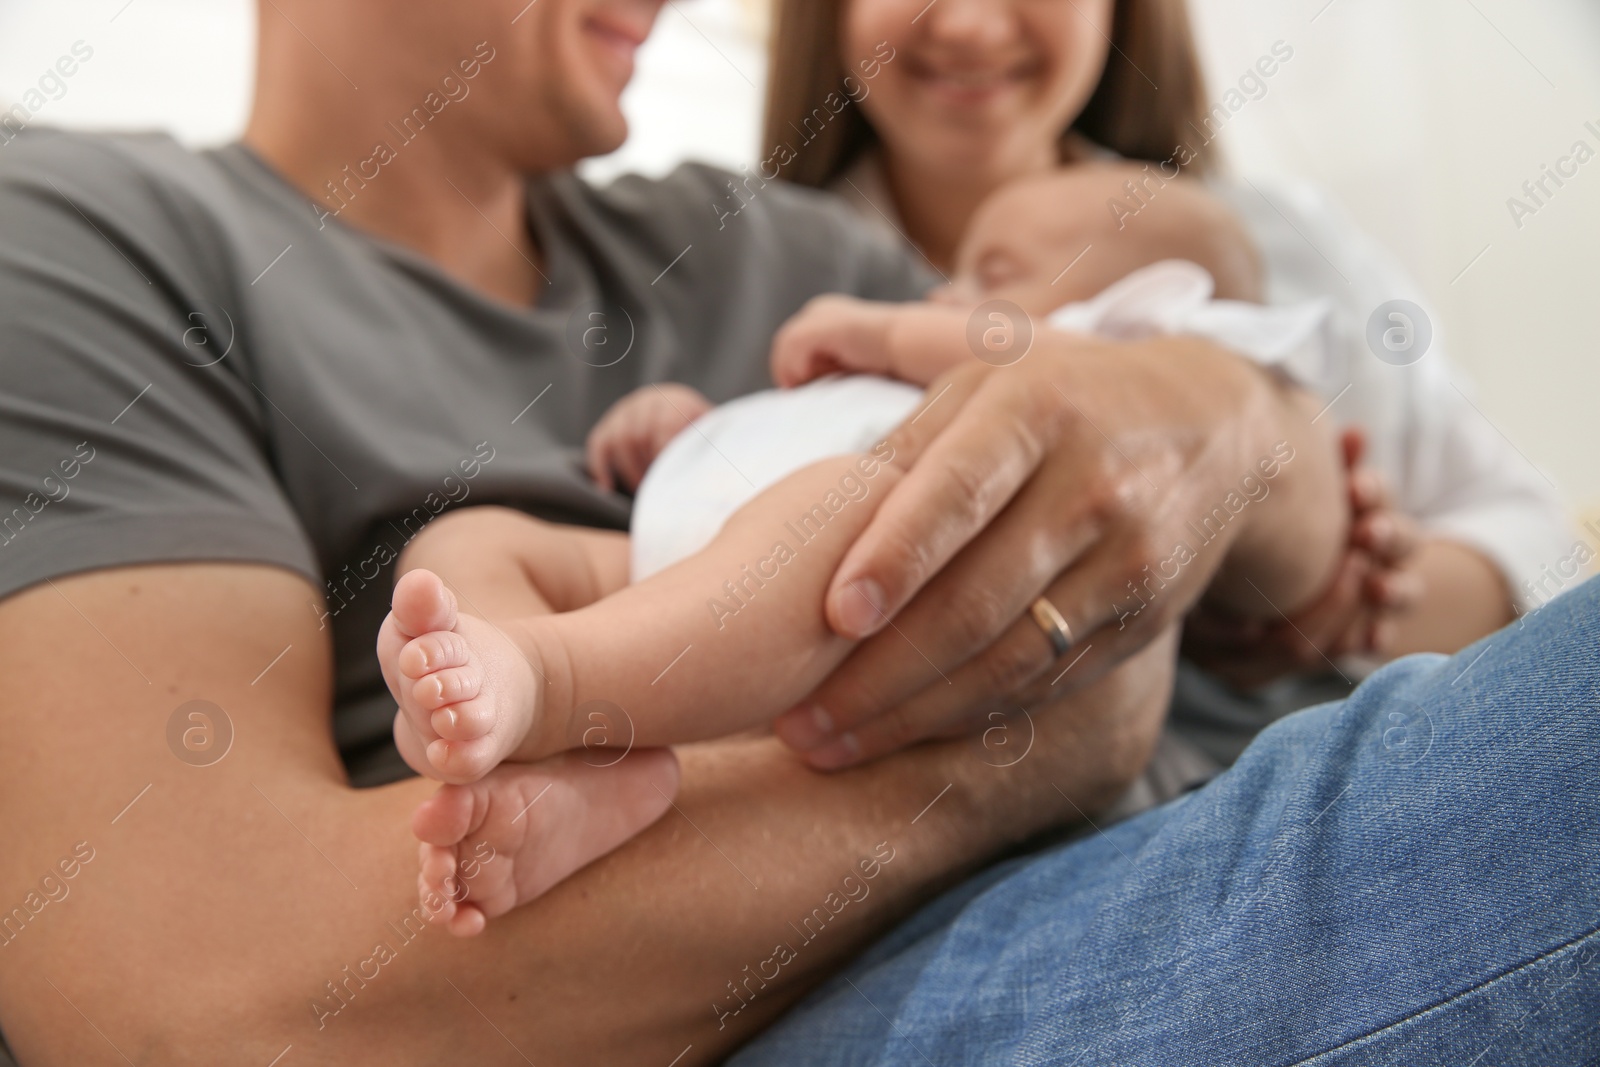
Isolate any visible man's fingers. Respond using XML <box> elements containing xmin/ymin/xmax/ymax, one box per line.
<box><xmin>776</xmin><ymin>555</ymin><xmax>1139</xmax><ymax>765</ymax></box>
<box><xmin>778</xmin><ymin>464</ymin><xmax>1104</xmax><ymax>748</ymax></box>
<box><xmin>825</xmin><ymin>367</ymin><xmax>1058</xmax><ymax>639</ymax></box>
<box><xmin>784</xmin><ymin>609</ymin><xmax>1059</xmax><ymax>766</ymax></box>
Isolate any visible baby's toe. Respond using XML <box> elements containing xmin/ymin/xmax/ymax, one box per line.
<box><xmin>420</xmin><ymin>842</ymin><xmax>457</xmax><ymax>886</ymax></box>
<box><xmin>426</xmin><ymin>736</ymin><xmax>500</xmax><ymax>784</ymax></box>
<box><xmin>412</xmin><ymin>784</ymin><xmax>475</xmax><ymax>846</ymax></box>
<box><xmin>398</xmin><ymin>631</ymin><xmax>470</xmax><ymax>680</ymax></box>
<box><xmin>446</xmin><ymin>905</ymin><xmax>487</xmax><ymax>938</ymax></box>
<box><xmin>393</xmin><ymin>713</ymin><xmax>439</xmax><ymax>777</ymax></box>
<box><xmin>411</xmin><ymin>665</ymin><xmax>483</xmax><ymax>714</ymax></box>
<box><xmin>418</xmin><ymin>863</ymin><xmax>456</xmax><ymax>926</ymax></box>
<box><xmin>391</xmin><ymin>569</ymin><xmax>458</xmax><ymax>638</ymax></box>
<box><xmin>430</xmin><ymin>698</ymin><xmax>496</xmax><ymax>742</ymax></box>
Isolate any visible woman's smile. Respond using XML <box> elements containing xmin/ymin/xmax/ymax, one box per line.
<box><xmin>904</xmin><ymin>53</ymin><xmax>1043</xmax><ymax>111</ymax></box>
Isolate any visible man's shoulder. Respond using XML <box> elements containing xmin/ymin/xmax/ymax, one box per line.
<box><xmin>557</xmin><ymin>161</ymin><xmax>868</xmax><ymax>251</ymax></box>
<box><xmin>550</xmin><ymin>161</ymin><xmax>925</xmax><ymax>301</ymax></box>
<box><xmin>0</xmin><ymin>128</ymin><xmax>248</xmax><ymax>259</ymax></box>
<box><xmin>588</xmin><ymin>159</ymin><xmax>850</xmax><ymax>215</ymax></box>
<box><xmin>0</xmin><ymin>127</ymin><xmax>222</xmax><ymax>198</ymax></box>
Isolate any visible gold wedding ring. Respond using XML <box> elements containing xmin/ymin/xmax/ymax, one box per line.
<box><xmin>1029</xmin><ymin>596</ymin><xmax>1072</xmax><ymax>657</ymax></box>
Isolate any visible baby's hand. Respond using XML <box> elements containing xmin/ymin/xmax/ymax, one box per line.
<box><xmin>585</xmin><ymin>383</ymin><xmax>712</xmax><ymax>492</ymax></box>
<box><xmin>770</xmin><ymin>294</ymin><xmax>901</xmax><ymax>386</ymax></box>
<box><xmin>771</xmin><ymin>294</ymin><xmax>976</xmax><ymax>388</ymax></box>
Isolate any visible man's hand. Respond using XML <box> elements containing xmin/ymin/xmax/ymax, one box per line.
<box><xmin>771</xmin><ymin>321</ymin><xmax>1345</xmax><ymax>769</ymax></box>
<box><xmin>585</xmin><ymin>383</ymin><xmax>712</xmax><ymax>492</ymax></box>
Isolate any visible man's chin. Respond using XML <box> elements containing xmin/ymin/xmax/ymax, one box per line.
<box><xmin>509</xmin><ymin>114</ymin><xmax>626</xmax><ymax>172</ymax></box>
<box><xmin>587</xmin><ymin>115</ymin><xmax>630</xmax><ymax>157</ymax></box>
<box><xmin>556</xmin><ymin>96</ymin><xmax>630</xmax><ymax>164</ymax></box>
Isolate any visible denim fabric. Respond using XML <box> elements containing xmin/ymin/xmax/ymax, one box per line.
<box><xmin>731</xmin><ymin>578</ymin><xmax>1600</xmax><ymax>1066</ymax></box>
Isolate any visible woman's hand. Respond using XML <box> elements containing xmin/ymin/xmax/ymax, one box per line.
<box><xmin>769</xmin><ymin>312</ymin><xmax>1346</xmax><ymax>769</ymax></box>
<box><xmin>1180</xmin><ymin>429</ymin><xmax>1422</xmax><ymax>689</ymax></box>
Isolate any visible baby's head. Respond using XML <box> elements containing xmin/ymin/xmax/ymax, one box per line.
<box><xmin>939</xmin><ymin>163</ymin><xmax>1264</xmax><ymax>315</ymax></box>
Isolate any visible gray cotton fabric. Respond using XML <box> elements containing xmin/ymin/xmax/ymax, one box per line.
<box><xmin>0</xmin><ymin>129</ymin><xmax>931</xmax><ymax>784</ymax></box>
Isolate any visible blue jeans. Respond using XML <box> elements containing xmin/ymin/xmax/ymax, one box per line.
<box><xmin>731</xmin><ymin>577</ymin><xmax>1600</xmax><ymax>1066</ymax></box>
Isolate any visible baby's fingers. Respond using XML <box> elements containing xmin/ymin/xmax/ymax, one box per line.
<box><xmin>585</xmin><ymin>431</ymin><xmax>618</xmax><ymax>492</ymax></box>
<box><xmin>769</xmin><ymin>296</ymin><xmax>884</xmax><ymax>386</ymax></box>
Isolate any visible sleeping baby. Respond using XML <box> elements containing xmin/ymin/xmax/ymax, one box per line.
<box><xmin>376</xmin><ymin>161</ymin><xmax>1331</xmax><ymax>935</ymax></box>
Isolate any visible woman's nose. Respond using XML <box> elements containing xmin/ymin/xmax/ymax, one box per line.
<box><xmin>918</xmin><ymin>0</ymin><xmax>1019</xmax><ymax>52</ymax></box>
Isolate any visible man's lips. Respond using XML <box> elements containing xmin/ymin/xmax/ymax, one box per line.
<box><xmin>583</xmin><ymin>14</ymin><xmax>649</xmax><ymax>60</ymax></box>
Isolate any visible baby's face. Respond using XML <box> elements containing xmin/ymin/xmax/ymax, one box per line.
<box><xmin>936</xmin><ymin>182</ymin><xmax>1118</xmax><ymax>317</ymax></box>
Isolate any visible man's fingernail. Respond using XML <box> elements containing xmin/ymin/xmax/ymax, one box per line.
<box><xmin>832</xmin><ymin>580</ymin><xmax>887</xmax><ymax>637</ymax></box>
<box><xmin>810</xmin><ymin>704</ymin><xmax>833</xmax><ymax>735</ymax></box>
<box><xmin>774</xmin><ymin>704</ymin><xmax>833</xmax><ymax>750</ymax></box>
<box><xmin>807</xmin><ymin>732</ymin><xmax>862</xmax><ymax>771</ymax></box>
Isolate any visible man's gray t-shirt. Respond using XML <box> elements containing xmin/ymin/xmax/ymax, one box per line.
<box><xmin>0</xmin><ymin>130</ymin><xmax>930</xmax><ymax>783</ymax></box>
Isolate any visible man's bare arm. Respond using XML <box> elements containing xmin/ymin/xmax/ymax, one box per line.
<box><xmin>0</xmin><ymin>563</ymin><xmax>1169</xmax><ymax>1066</ymax></box>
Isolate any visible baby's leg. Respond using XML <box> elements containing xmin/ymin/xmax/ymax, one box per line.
<box><xmin>390</xmin><ymin>451</ymin><xmax>902</xmax><ymax>765</ymax></box>
<box><xmin>391</xmin><ymin>455</ymin><xmax>900</xmax><ymax>931</ymax></box>
<box><xmin>528</xmin><ymin>449</ymin><xmax>902</xmax><ymax>753</ymax></box>
<box><xmin>378</xmin><ymin>507</ymin><xmax>631</xmax><ymax>782</ymax></box>
<box><xmin>377</xmin><ymin>510</ymin><xmax>679</xmax><ymax>936</ymax></box>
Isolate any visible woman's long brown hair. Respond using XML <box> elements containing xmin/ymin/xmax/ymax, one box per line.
<box><xmin>762</xmin><ymin>0</ymin><xmax>1214</xmax><ymax>187</ymax></box>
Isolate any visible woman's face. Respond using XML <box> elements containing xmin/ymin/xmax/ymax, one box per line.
<box><xmin>843</xmin><ymin>0</ymin><xmax>1115</xmax><ymax>183</ymax></box>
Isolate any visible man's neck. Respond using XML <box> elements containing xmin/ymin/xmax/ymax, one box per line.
<box><xmin>244</xmin><ymin>96</ymin><xmax>545</xmax><ymax>307</ymax></box>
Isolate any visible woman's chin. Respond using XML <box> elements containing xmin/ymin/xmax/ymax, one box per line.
<box><xmin>895</xmin><ymin>132</ymin><xmax>1044</xmax><ymax>185</ymax></box>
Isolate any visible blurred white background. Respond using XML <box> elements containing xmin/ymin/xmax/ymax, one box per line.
<box><xmin>1</xmin><ymin>0</ymin><xmax>1596</xmax><ymax>527</ymax></box>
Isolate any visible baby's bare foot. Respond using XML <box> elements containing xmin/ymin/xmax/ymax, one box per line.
<box><xmin>377</xmin><ymin>569</ymin><xmax>542</xmax><ymax>784</ymax></box>
<box><xmin>412</xmin><ymin>749</ymin><xmax>680</xmax><ymax>936</ymax></box>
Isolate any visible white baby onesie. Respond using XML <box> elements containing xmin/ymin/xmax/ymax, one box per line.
<box><xmin>629</xmin><ymin>260</ymin><xmax>1329</xmax><ymax>581</ymax></box>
